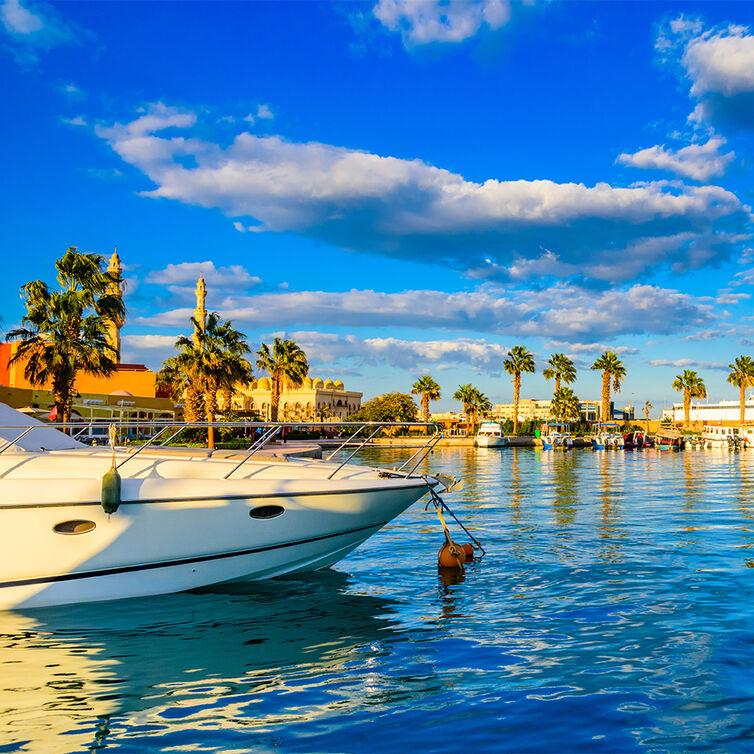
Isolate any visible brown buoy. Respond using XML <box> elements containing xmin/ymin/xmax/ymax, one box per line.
<box><xmin>461</xmin><ymin>543</ymin><xmax>474</xmax><ymax>561</ymax></box>
<box><xmin>438</xmin><ymin>539</ymin><xmax>465</xmax><ymax>569</ymax></box>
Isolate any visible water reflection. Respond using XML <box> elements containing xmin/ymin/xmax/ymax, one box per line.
<box><xmin>0</xmin><ymin>572</ymin><xmax>407</xmax><ymax>752</ymax></box>
<box><xmin>8</xmin><ymin>447</ymin><xmax>754</xmax><ymax>752</ymax></box>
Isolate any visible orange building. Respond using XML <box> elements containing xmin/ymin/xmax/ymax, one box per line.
<box><xmin>0</xmin><ymin>251</ymin><xmax>157</xmax><ymax>399</ymax></box>
<box><xmin>0</xmin><ymin>342</ymin><xmax>156</xmax><ymax>396</ymax></box>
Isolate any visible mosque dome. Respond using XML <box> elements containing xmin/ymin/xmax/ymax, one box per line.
<box><xmin>333</xmin><ymin>379</ymin><xmax>344</xmax><ymax>389</ymax></box>
<box><xmin>313</xmin><ymin>377</ymin><xmax>324</xmax><ymax>388</ymax></box>
<box><xmin>258</xmin><ymin>377</ymin><xmax>271</xmax><ymax>390</ymax></box>
<box><xmin>303</xmin><ymin>377</ymin><xmax>313</xmax><ymax>389</ymax></box>
<box><xmin>324</xmin><ymin>379</ymin><xmax>335</xmax><ymax>389</ymax></box>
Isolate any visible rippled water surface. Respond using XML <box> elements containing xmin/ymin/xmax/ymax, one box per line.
<box><xmin>5</xmin><ymin>447</ymin><xmax>754</xmax><ymax>752</ymax></box>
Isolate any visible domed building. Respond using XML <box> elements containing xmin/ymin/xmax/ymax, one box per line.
<box><xmin>236</xmin><ymin>375</ymin><xmax>362</xmax><ymax>421</ymax></box>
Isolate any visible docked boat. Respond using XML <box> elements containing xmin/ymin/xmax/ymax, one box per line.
<box><xmin>654</xmin><ymin>427</ymin><xmax>685</xmax><ymax>450</ymax></box>
<box><xmin>701</xmin><ymin>424</ymin><xmax>744</xmax><ymax>448</ymax></box>
<box><xmin>0</xmin><ymin>404</ymin><xmax>451</xmax><ymax>610</ymax></box>
<box><xmin>541</xmin><ymin>422</ymin><xmax>573</xmax><ymax>450</ymax></box>
<box><xmin>623</xmin><ymin>430</ymin><xmax>650</xmax><ymax>449</ymax></box>
<box><xmin>591</xmin><ymin>423</ymin><xmax>624</xmax><ymax>450</ymax></box>
<box><xmin>475</xmin><ymin>421</ymin><xmax>508</xmax><ymax>448</ymax></box>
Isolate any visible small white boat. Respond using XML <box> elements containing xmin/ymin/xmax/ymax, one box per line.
<box><xmin>540</xmin><ymin>422</ymin><xmax>573</xmax><ymax>450</ymax></box>
<box><xmin>0</xmin><ymin>405</ymin><xmax>451</xmax><ymax>610</ymax></box>
<box><xmin>591</xmin><ymin>423</ymin><xmax>624</xmax><ymax>450</ymax></box>
<box><xmin>475</xmin><ymin>421</ymin><xmax>508</xmax><ymax>448</ymax></box>
<box><xmin>701</xmin><ymin>424</ymin><xmax>744</xmax><ymax>448</ymax></box>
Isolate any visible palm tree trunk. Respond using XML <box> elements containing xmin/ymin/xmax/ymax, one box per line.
<box><xmin>270</xmin><ymin>376</ymin><xmax>280</xmax><ymax>422</ymax></box>
<box><xmin>205</xmin><ymin>378</ymin><xmax>218</xmax><ymax>449</ymax></box>
<box><xmin>601</xmin><ymin>372</ymin><xmax>610</xmax><ymax>421</ymax></box>
<box><xmin>422</xmin><ymin>394</ymin><xmax>429</xmax><ymax>434</ymax></box>
<box><xmin>184</xmin><ymin>383</ymin><xmax>203</xmax><ymax>422</ymax></box>
<box><xmin>513</xmin><ymin>373</ymin><xmax>521</xmax><ymax>434</ymax></box>
<box><xmin>644</xmin><ymin>409</ymin><xmax>650</xmax><ymax>434</ymax></box>
<box><xmin>555</xmin><ymin>376</ymin><xmax>561</xmax><ymax>393</ymax></box>
<box><xmin>741</xmin><ymin>383</ymin><xmax>746</xmax><ymax>426</ymax></box>
<box><xmin>684</xmin><ymin>391</ymin><xmax>690</xmax><ymax>427</ymax></box>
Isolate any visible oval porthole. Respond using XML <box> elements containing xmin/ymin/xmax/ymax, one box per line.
<box><xmin>53</xmin><ymin>520</ymin><xmax>96</xmax><ymax>535</ymax></box>
<box><xmin>249</xmin><ymin>505</ymin><xmax>285</xmax><ymax>520</ymax></box>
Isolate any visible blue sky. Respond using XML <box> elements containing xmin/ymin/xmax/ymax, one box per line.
<box><xmin>2</xmin><ymin>0</ymin><xmax>754</xmax><ymax>413</ymax></box>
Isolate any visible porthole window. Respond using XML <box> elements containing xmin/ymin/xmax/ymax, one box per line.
<box><xmin>53</xmin><ymin>520</ymin><xmax>96</xmax><ymax>535</ymax></box>
<box><xmin>249</xmin><ymin>505</ymin><xmax>285</xmax><ymax>520</ymax></box>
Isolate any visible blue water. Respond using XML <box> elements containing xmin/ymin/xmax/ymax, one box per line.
<box><xmin>3</xmin><ymin>447</ymin><xmax>754</xmax><ymax>752</ymax></box>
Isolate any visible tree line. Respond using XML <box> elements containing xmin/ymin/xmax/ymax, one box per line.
<box><xmin>7</xmin><ymin>249</ymin><xmax>754</xmax><ymax>437</ymax></box>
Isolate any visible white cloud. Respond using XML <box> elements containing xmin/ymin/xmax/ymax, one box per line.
<box><xmin>58</xmin><ymin>81</ymin><xmax>84</xmax><ymax>100</ymax></box>
<box><xmin>256</xmin><ymin>103</ymin><xmax>273</xmax><ymax>119</ymax></box>
<box><xmin>122</xmin><ymin>334</ymin><xmax>178</xmax><ymax>349</ymax></box>
<box><xmin>617</xmin><ymin>138</ymin><xmax>734</xmax><ymax>181</ymax></box>
<box><xmin>136</xmin><ymin>282</ymin><xmax>714</xmax><ymax>342</ymax></box>
<box><xmin>544</xmin><ymin>341</ymin><xmax>639</xmax><ymax>356</ymax></box>
<box><xmin>647</xmin><ymin>358</ymin><xmax>728</xmax><ymax>371</ymax></box>
<box><xmin>242</xmin><ymin>104</ymin><xmax>274</xmax><ymax>126</ymax></box>
<box><xmin>1</xmin><ymin>0</ymin><xmax>80</xmax><ymax>61</ymax></box>
<box><xmin>145</xmin><ymin>261</ymin><xmax>262</xmax><ymax>291</ymax></box>
<box><xmin>285</xmin><ymin>331</ymin><xmax>512</xmax><ymax>375</ymax></box>
<box><xmin>659</xmin><ymin>17</ymin><xmax>754</xmax><ymax>130</ymax></box>
<box><xmin>373</xmin><ymin>0</ymin><xmax>511</xmax><ymax>46</ymax></box>
<box><xmin>60</xmin><ymin>115</ymin><xmax>86</xmax><ymax>127</ymax></box>
<box><xmin>95</xmin><ymin>105</ymin><xmax>751</xmax><ymax>285</ymax></box>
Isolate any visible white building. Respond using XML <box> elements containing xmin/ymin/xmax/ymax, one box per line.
<box><xmin>662</xmin><ymin>395</ymin><xmax>754</xmax><ymax>424</ymax></box>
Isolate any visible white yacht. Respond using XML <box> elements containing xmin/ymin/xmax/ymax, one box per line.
<box><xmin>475</xmin><ymin>421</ymin><xmax>508</xmax><ymax>448</ymax></box>
<box><xmin>0</xmin><ymin>405</ymin><xmax>449</xmax><ymax>610</ymax></box>
<box><xmin>701</xmin><ymin>424</ymin><xmax>744</xmax><ymax>448</ymax></box>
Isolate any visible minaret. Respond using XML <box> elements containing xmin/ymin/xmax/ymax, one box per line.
<box><xmin>193</xmin><ymin>274</ymin><xmax>207</xmax><ymax>345</ymax></box>
<box><xmin>106</xmin><ymin>249</ymin><xmax>123</xmax><ymax>362</ymax></box>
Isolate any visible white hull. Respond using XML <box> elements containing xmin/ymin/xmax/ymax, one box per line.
<box><xmin>475</xmin><ymin>436</ymin><xmax>508</xmax><ymax>447</ymax></box>
<box><xmin>0</xmin><ymin>448</ymin><xmax>429</xmax><ymax>609</ymax></box>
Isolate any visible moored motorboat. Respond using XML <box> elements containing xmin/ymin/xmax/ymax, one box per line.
<box><xmin>701</xmin><ymin>424</ymin><xmax>744</xmax><ymax>448</ymax></box>
<box><xmin>540</xmin><ymin>422</ymin><xmax>573</xmax><ymax>450</ymax></box>
<box><xmin>0</xmin><ymin>405</ymin><xmax>450</xmax><ymax>610</ymax></box>
<box><xmin>654</xmin><ymin>427</ymin><xmax>685</xmax><ymax>450</ymax></box>
<box><xmin>591</xmin><ymin>423</ymin><xmax>624</xmax><ymax>450</ymax></box>
<box><xmin>623</xmin><ymin>430</ymin><xmax>649</xmax><ymax>449</ymax></box>
<box><xmin>475</xmin><ymin>421</ymin><xmax>508</xmax><ymax>448</ymax></box>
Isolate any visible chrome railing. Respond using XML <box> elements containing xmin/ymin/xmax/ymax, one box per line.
<box><xmin>0</xmin><ymin>420</ymin><xmax>443</xmax><ymax>480</ymax></box>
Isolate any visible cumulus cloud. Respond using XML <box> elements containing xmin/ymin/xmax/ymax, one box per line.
<box><xmin>135</xmin><ymin>282</ymin><xmax>714</xmax><ymax>343</ymax></box>
<box><xmin>659</xmin><ymin>16</ymin><xmax>754</xmax><ymax>130</ymax></box>
<box><xmin>617</xmin><ymin>137</ymin><xmax>735</xmax><ymax>181</ymax></box>
<box><xmin>647</xmin><ymin>358</ymin><xmax>728</xmax><ymax>371</ymax></box>
<box><xmin>286</xmin><ymin>331</ymin><xmax>511</xmax><ymax>375</ymax></box>
<box><xmin>373</xmin><ymin>0</ymin><xmax>511</xmax><ymax>46</ymax></box>
<box><xmin>543</xmin><ymin>341</ymin><xmax>639</xmax><ymax>356</ymax></box>
<box><xmin>1</xmin><ymin>0</ymin><xmax>80</xmax><ymax>62</ymax></box>
<box><xmin>94</xmin><ymin>104</ymin><xmax>751</xmax><ymax>285</ymax></box>
<box><xmin>145</xmin><ymin>260</ymin><xmax>262</xmax><ymax>291</ymax></box>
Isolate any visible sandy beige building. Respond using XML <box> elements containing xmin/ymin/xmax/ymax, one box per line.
<box><xmin>235</xmin><ymin>377</ymin><xmax>362</xmax><ymax>421</ymax></box>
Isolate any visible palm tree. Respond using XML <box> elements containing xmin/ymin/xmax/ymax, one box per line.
<box><xmin>472</xmin><ymin>388</ymin><xmax>492</xmax><ymax>421</ymax></box>
<box><xmin>453</xmin><ymin>383</ymin><xmax>477</xmax><ymax>435</ymax></box>
<box><xmin>156</xmin><ymin>356</ymin><xmax>204</xmax><ymax>422</ymax></box>
<box><xmin>6</xmin><ymin>247</ymin><xmax>125</xmax><ymax>424</ymax></box>
<box><xmin>590</xmin><ymin>352</ymin><xmax>626</xmax><ymax>421</ymax></box>
<box><xmin>550</xmin><ymin>387</ymin><xmax>581</xmax><ymax>423</ymax></box>
<box><xmin>543</xmin><ymin>353</ymin><xmax>576</xmax><ymax>394</ymax></box>
<box><xmin>727</xmin><ymin>356</ymin><xmax>754</xmax><ymax>425</ymax></box>
<box><xmin>160</xmin><ymin>313</ymin><xmax>252</xmax><ymax>448</ymax></box>
<box><xmin>503</xmin><ymin>345</ymin><xmax>535</xmax><ymax>434</ymax></box>
<box><xmin>644</xmin><ymin>400</ymin><xmax>653</xmax><ymax>433</ymax></box>
<box><xmin>672</xmin><ymin>369</ymin><xmax>707</xmax><ymax>427</ymax></box>
<box><xmin>411</xmin><ymin>375</ymin><xmax>441</xmax><ymax>424</ymax></box>
<box><xmin>255</xmin><ymin>338</ymin><xmax>309</xmax><ymax>422</ymax></box>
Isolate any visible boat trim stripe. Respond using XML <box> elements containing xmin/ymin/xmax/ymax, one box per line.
<box><xmin>0</xmin><ymin>482</ymin><xmax>427</xmax><ymax>510</ymax></box>
<box><xmin>0</xmin><ymin>520</ymin><xmax>391</xmax><ymax>590</ymax></box>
